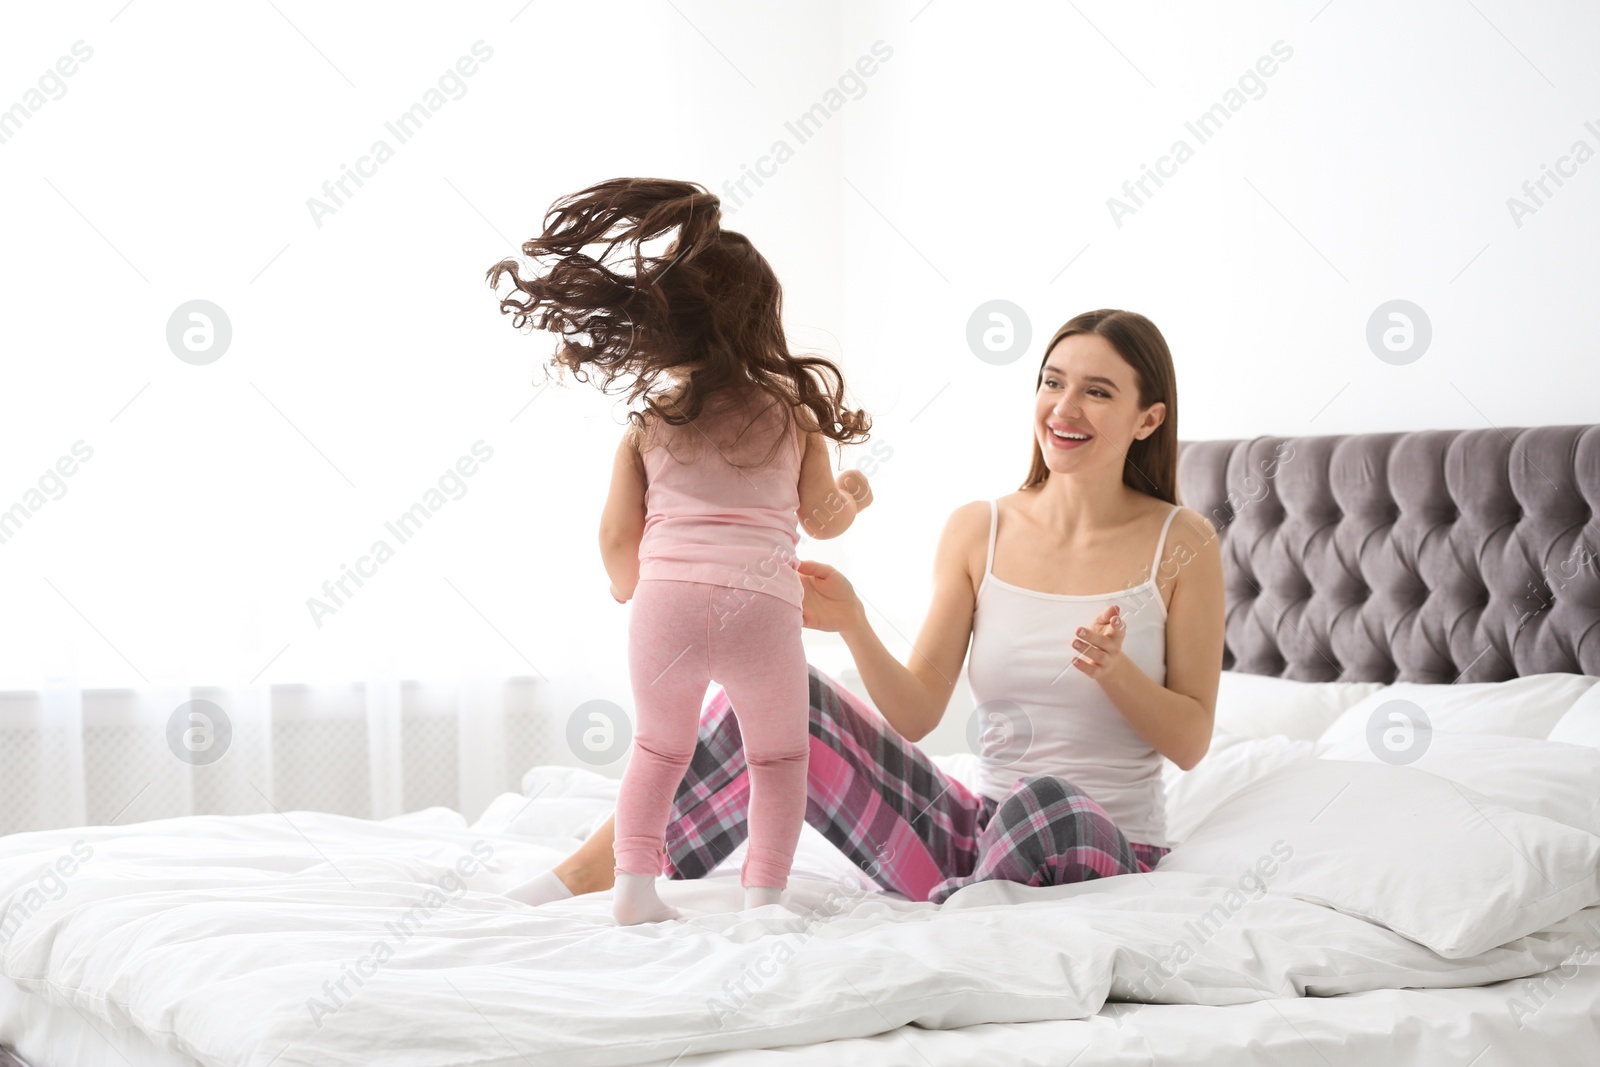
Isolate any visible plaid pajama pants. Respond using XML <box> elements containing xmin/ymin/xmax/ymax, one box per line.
<box><xmin>662</xmin><ymin>663</ymin><xmax>1169</xmax><ymax>904</ymax></box>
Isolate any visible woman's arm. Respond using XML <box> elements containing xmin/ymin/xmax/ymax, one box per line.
<box><xmin>798</xmin><ymin>501</ymin><xmax>987</xmax><ymax>742</ymax></box>
<box><xmin>1095</xmin><ymin>508</ymin><xmax>1225</xmax><ymax>770</ymax></box>
<box><xmin>598</xmin><ymin>428</ymin><xmax>647</xmax><ymax>601</ymax></box>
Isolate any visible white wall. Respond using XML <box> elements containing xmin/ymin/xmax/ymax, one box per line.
<box><xmin>3</xmin><ymin>2</ymin><xmax>1595</xmax><ymax>747</ymax></box>
<box><xmin>807</xmin><ymin>0</ymin><xmax>1600</xmax><ymax>731</ymax></box>
<box><xmin>0</xmin><ymin>1</ymin><xmax>846</xmax><ymax>695</ymax></box>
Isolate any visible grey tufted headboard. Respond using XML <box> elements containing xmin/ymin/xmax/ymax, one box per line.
<box><xmin>1175</xmin><ymin>424</ymin><xmax>1600</xmax><ymax>684</ymax></box>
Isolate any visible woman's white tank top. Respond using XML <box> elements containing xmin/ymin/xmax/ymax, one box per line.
<box><xmin>966</xmin><ymin>498</ymin><xmax>1180</xmax><ymax>847</ymax></box>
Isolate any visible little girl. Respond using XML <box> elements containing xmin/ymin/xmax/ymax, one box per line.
<box><xmin>487</xmin><ymin>178</ymin><xmax>874</xmax><ymax>923</ymax></box>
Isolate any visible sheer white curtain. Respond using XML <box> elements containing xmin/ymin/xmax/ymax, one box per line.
<box><xmin>0</xmin><ymin>675</ymin><xmax>603</xmax><ymax>835</ymax></box>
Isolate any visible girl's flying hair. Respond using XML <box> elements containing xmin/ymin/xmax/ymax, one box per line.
<box><xmin>486</xmin><ymin>177</ymin><xmax>870</xmax><ymax>463</ymax></box>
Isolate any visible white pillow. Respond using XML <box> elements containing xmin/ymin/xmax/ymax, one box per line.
<box><xmin>1162</xmin><ymin>732</ymin><xmax>1317</xmax><ymax>844</ymax></box>
<box><xmin>1156</xmin><ymin>758</ymin><xmax>1600</xmax><ymax>959</ymax></box>
<box><xmin>1317</xmin><ymin>732</ymin><xmax>1600</xmax><ymax>837</ymax></box>
<box><xmin>1548</xmin><ymin>681</ymin><xmax>1600</xmax><ymax>749</ymax></box>
<box><xmin>1315</xmin><ymin>673</ymin><xmax>1599</xmax><ymax>751</ymax></box>
<box><xmin>1213</xmin><ymin>671</ymin><xmax>1385</xmax><ymax>741</ymax></box>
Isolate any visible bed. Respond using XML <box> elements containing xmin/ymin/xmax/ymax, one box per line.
<box><xmin>3</xmin><ymin>422</ymin><xmax>1598</xmax><ymax>1066</ymax></box>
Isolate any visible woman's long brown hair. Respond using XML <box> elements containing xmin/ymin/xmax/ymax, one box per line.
<box><xmin>486</xmin><ymin>177</ymin><xmax>869</xmax><ymax>466</ymax></box>
<box><xmin>1019</xmin><ymin>309</ymin><xmax>1180</xmax><ymax>505</ymax></box>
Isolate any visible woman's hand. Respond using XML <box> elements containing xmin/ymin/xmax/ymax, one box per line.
<box><xmin>796</xmin><ymin>560</ymin><xmax>864</xmax><ymax>633</ymax></box>
<box><xmin>1069</xmin><ymin>604</ymin><xmax>1128</xmax><ymax>683</ymax></box>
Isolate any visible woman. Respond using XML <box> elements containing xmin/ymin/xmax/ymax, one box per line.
<box><xmin>509</xmin><ymin>308</ymin><xmax>1225</xmax><ymax>910</ymax></box>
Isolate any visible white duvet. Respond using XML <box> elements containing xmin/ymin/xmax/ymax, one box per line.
<box><xmin>0</xmin><ymin>768</ymin><xmax>1595</xmax><ymax>1067</ymax></box>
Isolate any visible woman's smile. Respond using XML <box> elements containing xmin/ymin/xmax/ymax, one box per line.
<box><xmin>1045</xmin><ymin>424</ymin><xmax>1094</xmax><ymax>450</ymax></box>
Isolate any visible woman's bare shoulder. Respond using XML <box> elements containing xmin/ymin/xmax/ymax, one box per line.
<box><xmin>944</xmin><ymin>498</ymin><xmax>993</xmax><ymax>536</ymax></box>
<box><xmin>1153</xmin><ymin>503</ymin><xmax>1223</xmax><ymax>601</ymax></box>
<box><xmin>919</xmin><ymin>500</ymin><xmax>992</xmax><ymax>560</ymax></box>
<box><xmin>1165</xmin><ymin>504</ymin><xmax>1220</xmax><ymax>549</ymax></box>
<box><xmin>934</xmin><ymin>500</ymin><xmax>996</xmax><ymax>596</ymax></box>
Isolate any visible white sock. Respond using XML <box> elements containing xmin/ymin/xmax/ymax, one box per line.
<box><xmin>504</xmin><ymin>869</ymin><xmax>573</xmax><ymax>907</ymax></box>
<box><xmin>613</xmin><ymin>872</ymin><xmax>682</xmax><ymax>925</ymax></box>
<box><xmin>743</xmin><ymin>885</ymin><xmax>784</xmax><ymax>910</ymax></box>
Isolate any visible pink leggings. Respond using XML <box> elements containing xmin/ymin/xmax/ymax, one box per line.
<box><xmin>614</xmin><ymin>578</ymin><xmax>809</xmax><ymax>888</ymax></box>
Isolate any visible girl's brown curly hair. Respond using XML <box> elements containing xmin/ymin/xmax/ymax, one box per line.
<box><xmin>485</xmin><ymin>177</ymin><xmax>870</xmax><ymax>467</ymax></box>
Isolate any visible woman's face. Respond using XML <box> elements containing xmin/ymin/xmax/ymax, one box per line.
<box><xmin>1034</xmin><ymin>332</ymin><xmax>1164</xmax><ymax>477</ymax></box>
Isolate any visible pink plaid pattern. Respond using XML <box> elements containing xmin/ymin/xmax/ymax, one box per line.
<box><xmin>662</xmin><ymin>665</ymin><xmax>1167</xmax><ymax>903</ymax></box>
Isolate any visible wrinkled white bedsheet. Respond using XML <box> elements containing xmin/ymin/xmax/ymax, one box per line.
<box><xmin>1</xmin><ymin>773</ymin><xmax>1595</xmax><ymax>1067</ymax></box>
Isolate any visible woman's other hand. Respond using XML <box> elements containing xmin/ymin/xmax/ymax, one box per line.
<box><xmin>1070</xmin><ymin>604</ymin><xmax>1128</xmax><ymax>683</ymax></box>
<box><xmin>796</xmin><ymin>560</ymin><xmax>864</xmax><ymax>633</ymax></box>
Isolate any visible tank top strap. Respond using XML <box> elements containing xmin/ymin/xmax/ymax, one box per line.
<box><xmin>987</xmin><ymin>498</ymin><xmax>1180</xmax><ymax>586</ymax></box>
<box><xmin>1149</xmin><ymin>505</ymin><xmax>1182</xmax><ymax>581</ymax></box>
<box><xmin>985</xmin><ymin>498</ymin><xmax>999</xmax><ymax>578</ymax></box>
